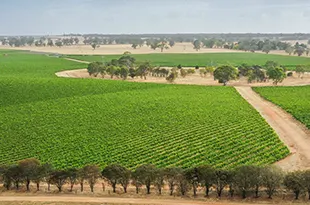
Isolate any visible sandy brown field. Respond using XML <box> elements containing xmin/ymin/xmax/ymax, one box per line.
<box><xmin>0</xmin><ymin>43</ymin><xmax>243</xmax><ymax>55</ymax></box>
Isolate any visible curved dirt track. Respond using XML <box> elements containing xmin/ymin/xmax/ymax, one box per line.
<box><xmin>235</xmin><ymin>87</ymin><xmax>310</xmax><ymax>171</ymax></box>
<box><xmin>0</xmin><ymin>196</ymin><xmax>278</xmax><ymax>205</ymax></box>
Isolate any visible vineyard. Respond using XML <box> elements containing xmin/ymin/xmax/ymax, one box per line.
<box><xmin>0</xmin><ymin>50</ymin><xmax>289</xmax><ymax>169</ymax></box>
<box><xmin>66</xmin><ymin>52</ymin><xmax>310</xmax><ymax>70</ymax></box>
<box><xmin>254</xmin><ymin>86</ymin><xmax>310</xmax><ymax>129</ymax></box>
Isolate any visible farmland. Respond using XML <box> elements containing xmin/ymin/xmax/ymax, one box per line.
<box><xmin>254</xmin><ymin>86</ymin><xmax>310</xmax><ymax>129</ymax></box>
<box><xmin>67</xmin><ymin>52</ymin><xmax>310</xmax><ymax>70</ymax></box>
<box><xmin>0</xmin><ymin>50</ymin><xmax>289</xmax><ymax>169</ymax></box>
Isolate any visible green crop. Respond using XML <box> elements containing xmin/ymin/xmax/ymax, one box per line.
<box><xmin>254</xmin><ymin>86</ymin><xmax>310</xmax><ymax>129</ymax></box>
<box><xmin>0</xmin><ymin>50</ymin><xmax>289</xmax><ymax>169</ymax></box>
<box><xmin>66</xmin><ymin>53</ymin><xmax>310</xmax><ymax>70</ymax></box>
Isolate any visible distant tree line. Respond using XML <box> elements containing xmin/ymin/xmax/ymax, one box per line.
<box><xmin>2</xmin><ymin>35</ymin><xmax>309</xmax><ymax>56</ymax></box>
<box><xmin>191</xmin><ymin>39</ymin><xmax>310</xmax><ymax>56</ymax></box>
<box><xmin>1</xmin><ymin>158</ymin><xmax>310</xmax><ymax>200</ymax></box>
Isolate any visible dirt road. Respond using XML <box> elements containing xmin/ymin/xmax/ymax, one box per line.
<box><xmin>235</xmin><ymin>86</ymin><xmax>310</xmax><ymax>171</ymax></box>
<box><xmin>0</xmin><ymin>196</ymin><xmax>283</xmax><ymax>205</ymax></box>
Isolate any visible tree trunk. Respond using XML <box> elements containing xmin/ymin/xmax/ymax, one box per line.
<box><xmin>112</xmin><ymin>184</ymin><xmax>116</xmax><ymax>193</ymax></box>
<box><xmin>80</xmin><ymin>182</ymin><xmax>84</xmax><ymax>192</ymax></box>
<box><xmin>146</xmin><ymin>185</ymin><xmax>151</xmax><ymax>194</ymax></box>
<box><xmin>57</xmin><ymin>185</ymin><xmax>62</xmax><ymax>192</ymax></box>
<box><xmin>217</xmin><ymin>188</ymin><xmax>222</xmax><ymax>197</ymax></box>
<box><xmin>47</xmin><ymin>183</ymin><xmax>50</xmax><ymax>191</ymax></box>
<box><xmin>242</xmin><ymin>190</ymin><xmax>246</xmax><ymax>199</ymax></box>
<box><xmin>26</xmin><ymin>180</ymin><xmax>30</xmax><ymax>191</ymax></box>
<box><xmin>295</xmin><ymin>191</ymin><xmax>300</xmax><ymax>200</ymax></box>
<box><xmin>170</xmin><ymin>185</ymin><xmax>173</xmax><ymax>196</ymax></box>
<box><xmin>123</xmin><ymin>186</ymin><xmax>127</xmax><ymax>193</ymax></box>
<box><xmin>158</xmin><ymin>187</ymin><xmax>162</xmax><ymax>195</ymax></box>
<box><xmin>36</xmin><ymin>182</ymin><xmax>40</xmax><ymax>191</ymax></box>
<box><xmin>205</xmin><ymin>184</ymin><xmax>210</xmax><ymax>197</ymax></box>
<box><xmin>15</xmin><ymin>182</ymin><xmax>19</xmax><ymax>190</ymax></box>
<box><xmin>308</xmin><ymin>190</ymin><xmax>310</xmax><ymax>200</ymax></box>
<box><xmin>193</xmin><ymin>184</ymin><xmax>197</xmax><ymax>196</ymax></box>
<box><xmin>70</xmin><ymin>183</ymin><xmax>74</xmax><ymax>192</ymax></box>
<box><xmin>90</xmin><ymin>184</ymin><xmax>94</xmax><ymax>193</ymax></box>
<box><xmin>136</xmin><ymin>186</ymin><xmax>139</xmax><ymax>194</ymax></box>
<box><xmin>255</xmin><ymin>185</ymin><xmax>259</xmax><ymax>198</ymax></box>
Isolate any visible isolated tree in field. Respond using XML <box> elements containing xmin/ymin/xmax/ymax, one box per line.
<box><xmin>180</xmin><ymin>68</ymin><xmax>187</xmax><ymax>78</ymax></box>
<box><xmin>158</xmin><ymin>41</ymin><xmax>169</xmax><ymax>52</ymax></box>
<box><xmin>42</xmin><ymin>163</ymin><xmax>54</xmax><ymax>191</ymax></box>
<box><xmin>203</xmin><ymin>39</ymin><xmax>216</xmax><ymax>48</ymax></box>
<box><xmin>55</xmin><ymin>41</ymin><xmax>63</xmax><ymax>48</ymax></box>
<box><xmin>18</xmin><ymin>158</ymin><xmax>41</xmax><ymax>191</ymax></box>
<box><xmin>166</xmin><ymin>68</ymin><xmax>178</xmax><ymax>83</ymax></box>
<box><xmin>262</xmin><ymin>166</ymin><xmax>283</xmax><ymax>199</ymax></box>
<box><xmin>294</xmin><ymin>46</ymin><xmax>306</xmax><ymax>56</ymax></box>
<box><xmin>285</xmin><ymin>46</ymin><xmax>294</xmax><ymax>55</ymax></box>
<box><xmin>185</xmin><ymin>168</ymin><xmax>199</xmax><ymax>196</ymax></box>
<box><xmin>107</xmin><ymin>65</ymin><xmax>119</xmax><ymax>79</ymax></box>
<box><xmin>284</xmin><ymin>171</ymin><xmax>304</xmax><ymax>200</ymax></box>
<box><xmin>262</xmin><ymin>44</ymin><xmax>272</xmax><ymax>54</ymax></box>
<box><xmin>266</xmin><ymin>66</ymin><xmax>286</xmax><ymax>85</ymax></box>
<box><xmin>50</xmin><ymin>170</ymin><xmax>68</xmax><ymax>192</ymax></box>
<box><xmin>197</xmin><ymin>165</ymin><xmax>215</xmax><ymax>197</ymax></box>
<box><xmin>136</xmin><ymin>62</ymin><xmax>152</xmax><ymax>79</ymax></box>
<box><xmin>91</xmin><ymin>43</ymin><xmax>100</xmax><ymax>50</ymax></box>
<box><xmin>120</xmin><ymin>66</ymin><xmax>129</xmax><ymax>80</ymax></box>
<box><xmin>154</xmin><ymin>168</ymin><xmax>165</xmax><ymax>195</ymax></box>
<box><xmin>164</xmin><ymin>167</ymin><xmax>182</xmax><ymax>196</ymax></box>
<box><xmin>193</xmin><ymin>39</ymin><xmax>201</xmax><ymax>51</ymax></box>
<box><xmin>150</xmin><ymin>41</ymin><xmax>159</xmax><ymax>50</ymax></box>
<box><xmin>296</xmin><ymin>65</ymin><xmax>306</xmax><ymax>78</ymax></box>
<box><xmin>169</xmin><ymin>40</ymin><xmax>175</xmax><ymax>47</ymax></box>
<box><xmin>66</xmin><ymin>168</ymin><xmax>78</xmax><ymax>192</ymax></box>
<box><xmin>301</xmin><ymin>170</ymin><xmax>310</xmax><ymax>200</ymax></box>
<box><xmin>214</xmin><ymin>65</ymin><xmax>238</xmax><ymax>86</ymax></box>
<box><xmin>74</xmin><ymin>37</ymin><xmax>79</xmax><ymax>45</ymax></box>
<box><xmin>87</xmin><ymin>62</ymin><xmax>103</xmax><ymax>77</ymax></box>
<box><xmin>132</xmin><ymin>43</ymin><xmax>138</xmax><ymax>49</ymax></box>
<box><xmin>84</xmin><ymin>165</ymin><xmax>100</xmax><ymax>193</ymax></box>
<box><xmin>129</xmin><ymin>68</ymin><xmax>136</xmax><ymax>79</ymax></box>
<box><xmin>134</xmin><ymin>164</ymin><xmax>157</xmax><ymax>194</ymax></box>
<box><xmin>47</xmin><ymin>39</ymin><xmax>54</xmax><ymax>47</ymax></box>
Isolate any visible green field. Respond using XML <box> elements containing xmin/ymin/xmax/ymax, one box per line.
<box><xmin>254</xmin><ymin>86</ymin><xmax>310</xmax><ymax>129</ymax></box>
<box><xmin>0</xmin><ymin>50</ymin><xmax>289</xmax><ymax>169</ymax></box>
<box><xmin>67</xmin><ymin>52</ymin><xmax>310</xmax><ymax>70</ymax></box>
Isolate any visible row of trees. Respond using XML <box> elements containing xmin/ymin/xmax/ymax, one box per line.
<box><xmin>213</xmin><ymin>61</ymin><xmax>290</xmax><ymax>86</ymax></box>
<box><xmin>87</xmin><ymin>56</ymin><xmax>296</xmax><ymax>85</ymax></box>
<box><xmin>0</xmin><ymin>37</ymin><xmax>80</xmax><ymax>48</ymax></box>
<box><xmin>1</xmin><ymin>158</ymin><xmax>310</xmax><ymax>200</ymax></box>
<box><xmin>191</xmin><ymin>39</ymin><xmax>310</xmax><ymax>56</ymax></box>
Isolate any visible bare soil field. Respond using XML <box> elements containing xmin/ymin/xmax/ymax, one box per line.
<box><xmin>0</xmin><ymin>43</ymin><xmax>244</xmax><ymax>55</ymax></box>
<box><xmin>1</xmin><ymin>195</ymin><xmax>310</xmax><ymax>205</ymax></box>
<box><xmin>1</xmin><ymin>43</ymin><xmax>307</xmax><ymax>57</ymax></box>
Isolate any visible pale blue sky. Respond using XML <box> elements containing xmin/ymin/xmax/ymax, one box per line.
<box><xmin>1</xmin><ymin>0</ymin><xmax>310</xmax><ymax>35</ymax></box>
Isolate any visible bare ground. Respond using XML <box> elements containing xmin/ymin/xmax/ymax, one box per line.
<box><xmin>0</xmin><ymin>43</ymin><xmax>244</xmax><ymax>55</ymax></box>
<box><xmin>1</xmin><ymin>195</ymin><xmax>310</xmax><ymax>205</ymax></box>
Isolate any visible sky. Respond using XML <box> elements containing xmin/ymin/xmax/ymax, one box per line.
<box><xmin>1</xmin><ymin>0</ymin><xmax>310</xmax><ymax>35</ymax></box>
